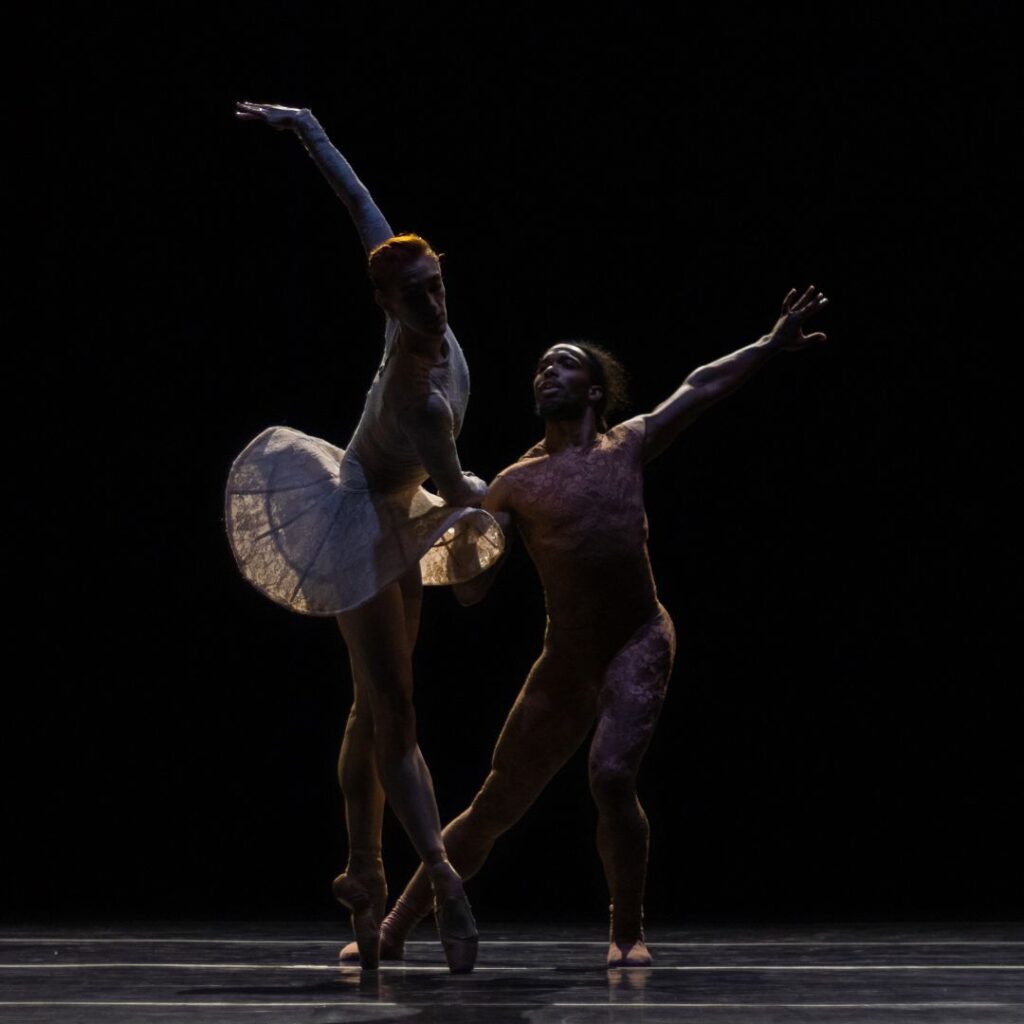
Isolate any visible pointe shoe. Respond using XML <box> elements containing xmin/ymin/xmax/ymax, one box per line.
<box><xmin>333</xmin><ymin>872</ymin><xmax>386</xmax><ymax>970</ymax></box>
<box><xmin>607</xmin><ymin>939</ymin><xmax>653</xmax><ymax>967</ymax></box>
<box><xmin>434</xmin><ymin>890</ymin><xmax>478</xmax><ymax>974</ymax></box>
<box><xmin>340</xmin><ymin>890</ymin><xmax>423</xmax><ymax>963</ymax></box>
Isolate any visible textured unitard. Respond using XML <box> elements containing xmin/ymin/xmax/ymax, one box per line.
<box><xmin>380</xmin><ymin>417</ymin><xmax>675</xmax><ymax>953</ymax></box>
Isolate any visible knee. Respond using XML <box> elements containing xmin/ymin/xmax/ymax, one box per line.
<box><xmin>344</xmin><ymin>702</ymin><xmax>375</xmax><ymax>739</ymax></box>
<box><xmin>589</xmin><ymin>762</ymin><xmax>639</xmax><ymax>809</ymax></box>
<box><xmin>464</xmin><ymin>772</ymin><xmax>527</xmax><ymax>837</ymax></box>
<box><xmin>370</xmin><ymin>699</ymin><xmax>418</xmax><ymax>757</ymax></box>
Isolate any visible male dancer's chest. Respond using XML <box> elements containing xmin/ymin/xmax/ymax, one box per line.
<box><xmin>513</xmin><ymin>444</ymin><xmax>648</xmax><ymax>558</ymax></box>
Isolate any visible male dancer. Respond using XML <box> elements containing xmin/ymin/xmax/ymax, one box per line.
<box><xmin>343</xmin><ymin>285</ymin><xmax>828</xmax><ymax>967</ymax></box>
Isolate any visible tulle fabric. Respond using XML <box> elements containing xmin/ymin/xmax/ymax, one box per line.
<box><xmin>225</xmin><ymin>319</ymin><xmax>503</xmax><ymax>615</ymax></box>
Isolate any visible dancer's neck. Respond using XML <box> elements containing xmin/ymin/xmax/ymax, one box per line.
<box><xmin>543</xmin><ymin>409</ymin><xmax>599</xmax><ymax>453</ymax></box>
<box><xmin>399</xmin><ymin>326</ymin><xmax>446</xmax><ymax>361</ymax></box>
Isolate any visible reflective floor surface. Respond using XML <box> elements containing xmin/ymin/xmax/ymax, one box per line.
<box><xmin>1</xmin><ymin>920</ymin><xmax>1021</xmax><ymax>1022</ymax></box>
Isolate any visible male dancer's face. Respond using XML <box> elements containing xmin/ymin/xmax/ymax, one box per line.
<box><xmin>534</xmin><ymin>344</ymin><xmax>599</xmax><ymax>420</ymax></box>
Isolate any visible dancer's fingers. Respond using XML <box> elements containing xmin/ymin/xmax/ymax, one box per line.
<box><xmin>781</xmin><ymin>287</ymin><xmax>797</xmax><ymax>312</ymax></box>
<box><xmin>795</xmin><ymin>284</ymin><xmax>816</xmax><ymax>310</ymax></box>
<box><xmin>795</xmin><ymin>292</ymin><xmax>828</xmax><ymax>320</ymax></box>
<box><xmin>235</xmin><ymin>105</ymin><xmax>266</xmax><ymax>120</ymax></box>
<box><xmin>804</xmin><ymin>292</ymin><xmax>828</xmax><ymax>315</ymax></box>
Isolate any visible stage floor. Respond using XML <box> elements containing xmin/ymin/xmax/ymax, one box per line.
<box><xmin>1</xmin><ymin>921</ymin><xmax>1021</xmax><ymax>1022</ymax></box>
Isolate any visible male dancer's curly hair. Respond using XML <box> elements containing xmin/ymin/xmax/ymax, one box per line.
<box><xmin>368</xmin><ymin>233</ymin><xmax>441</xmax><ymax>291</ymax></box>
<box><xmin>563</xmin><ymin>340</ymin><xmax>630</xmax><ymax>430</ymax></box>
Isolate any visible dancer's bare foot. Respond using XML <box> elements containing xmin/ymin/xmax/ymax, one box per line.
<box><xmin>607</xmin><ymin>939</ymin><xmax>653</xmax><ymax>967</ymax></box>
<box><xmin>607</xmin><ymin>903</ymin><xmax>651</xmax><ymax>967</ymax></box>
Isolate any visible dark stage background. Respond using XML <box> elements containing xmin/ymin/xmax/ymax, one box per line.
<box><xmin>12</xmin><ymin>3</ymin><xmax>1020</xmax><ymax>926</ymax></box>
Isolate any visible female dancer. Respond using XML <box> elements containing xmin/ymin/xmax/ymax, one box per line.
<box><xmin>226</xmin><ymin>102</ymin><xmax>503</xmax><ymax>972</ymax></box>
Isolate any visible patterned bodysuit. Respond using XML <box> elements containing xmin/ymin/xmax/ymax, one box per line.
<box><xmin>385</xmin><ymin>415</ymin><xmax>676</xmax><ymax>950</ymax></box>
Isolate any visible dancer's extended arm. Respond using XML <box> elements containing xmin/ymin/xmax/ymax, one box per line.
<box><xmin>452</xmin><ymin>477</ymin><xmax>514</xmax><ymax>606</ymax></box>
<box><xmin>641</xmin><ymin>286</ymin><xmax>828</xmax><ymax>461</ymax></box>
<box><xmin>408</xmin><ymin>395</ymin><xmax>489</xmax><ymax>509</ymax></box>
<box><xmin>235</xmin><ymin>101</ymin><xmax>393</xmax><ymax>252</ymax></box>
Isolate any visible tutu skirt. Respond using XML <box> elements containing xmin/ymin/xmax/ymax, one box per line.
<box><xmin>226</xmin><ymin>426</ymin><xmax>504</xmax><ymax>615</ymax></box>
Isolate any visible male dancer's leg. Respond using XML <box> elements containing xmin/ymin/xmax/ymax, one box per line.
<box><xmin>374</xmin><ymin>641</ymin><xmax>599</xmax><ymax>952</ymax></box>
<box><xmin>588</xmin><ymin>605</ymin><xmax>675</xmax><ymax>966</ymax></box>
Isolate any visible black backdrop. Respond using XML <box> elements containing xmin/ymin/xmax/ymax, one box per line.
<box><xmin>11</xmin><ymin>2</ymin><xmax>1020</xmax><ymax>926</ymax></box>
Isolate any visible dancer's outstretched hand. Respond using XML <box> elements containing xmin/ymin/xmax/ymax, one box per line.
<box><xmin>768</xmin><ymin>286</ymin><xmax>828</xmax><ymax>351</ymax></box>
<box><xmin>235</xmin><ymin>100</ymin><xmax>310</xmax><ymax>131</ymax></box>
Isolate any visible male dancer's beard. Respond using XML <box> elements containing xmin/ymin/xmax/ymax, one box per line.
<box><xmin>535</xmin><ymin>393</ymin><xmax>587</xmax><ymax>421</ymax></box>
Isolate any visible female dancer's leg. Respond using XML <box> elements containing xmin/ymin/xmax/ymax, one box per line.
<box><xmin>334</xmin><ymin>657</ymin><xmax>387</xmax><ymax>965</ymax></box>
<box><xmin>335</xmin><ymin>566</ymin><xmax>474</xmax><ymax>970</ymax></box>
<box><xmin>336</xmin><ymin>567</ymin><xmax>422</xmax><ymax>893</ymax></box>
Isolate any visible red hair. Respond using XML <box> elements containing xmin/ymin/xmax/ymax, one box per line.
<box><xmin>367</xmin><ymin>233</ymin><xmax>441</xmax><ymax>290</ymax></box>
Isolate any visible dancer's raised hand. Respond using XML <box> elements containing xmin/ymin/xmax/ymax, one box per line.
<box><xmin>235</xmin><ymin>101</ymin><xmax>393</xmax><ymax>253</ymax></box>
<box><xmin>768</xmin><ymin>285</ymin><xmax>828</xmax><ymax>351</ymax></box>
<box><xmin>235</xmin><ymin>100</ymin><xmax>310</xmax><ymax>131</ymax></box>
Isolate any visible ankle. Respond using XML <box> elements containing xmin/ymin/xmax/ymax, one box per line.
<box><xmin>383</xmin><ymin>892</ymin><xmax>426</xmax><ymax>939</ymax></box>
<box><xmin>609</xmin><ymin>901</ymin><xmax>645</xmax><ymax>946</ymax></box>
<box><xmin>345</xmin><ymin>852</ymin><xmax>385</xmax><ymax>879</ymax></box>
<box><xmin>427</xmin><ymin>862</ymin><xmax>465</xmax><ymax>902</ymax></box>
<box><xmin>425</xmin><ymin>857</ymin><xmax>456</xmax><ymax>881</ymax></box>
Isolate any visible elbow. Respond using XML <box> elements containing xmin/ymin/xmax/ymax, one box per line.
<box><xmin>684</xmin><ymin>377</ymin><xmax>728</xmax><ymax>405</ymax></box>
<box><xmin>684</xmin><ymin>367</ymin><xmax>720</xmax><ymax>391</ymax></box>
<box><xmin>437</xmin><ymin>483</ymin><xmax>477</xmax><ymax>508</ymax></box>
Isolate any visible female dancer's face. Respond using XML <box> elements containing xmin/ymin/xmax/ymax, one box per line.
<box><xmin>377</xmin><ymin>254</ymin><xmax>448</xmax><ymax>337</ymax></box>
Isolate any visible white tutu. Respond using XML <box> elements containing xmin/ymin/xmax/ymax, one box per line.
<box><xmin>226</xmin><ymin>426</ymin><xmax>503</xmax><ymax>615</ymax></box>
<box><xmin>225</xmin><ymin>317</ymin><xmax>503</xmax><ymax>615</ymax></box>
